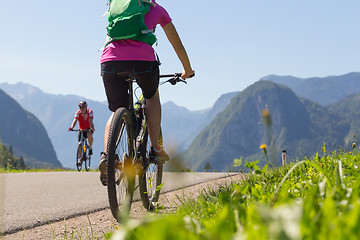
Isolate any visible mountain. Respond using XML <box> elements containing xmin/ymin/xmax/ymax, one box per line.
<box><xmin>0</xmin><ymin>88</ymin><xmax>62</xmax><ymax>168</ymax></box>
<box><xmin>0</xmin><ymin>82</ymin><xmax>110</xmax><ymax>169</ymax></box>
<box><xmin>181</xmin><ymin>81</ymin><xmax>350</xmax><ymax>172</ymax></box>
<box><xmin>260</xmin><ymin>72</ymin><xmax>360</xmax><ymax>105</ymax></box>
<box><xmin>162</xmin><ymin>101</ymin><xmax>209</xmax><ymax>151</ymax></box>
<box><xmin>181</xmin><ymin>91</ymin><xmax>240</xmax><ymax>150</ymax></box>
<box><xmin>162</xmin><ymin>91</ymin><xmax>240</xmax><ymax>152</ymax></box>
<box><xmin>3</xmin><ymin>72</ymin><xmax>359</xmax><ymax>172</ymax></box>
<box><xmin>206</xmin><ymin>91</ymin><xmax>240</xmax><ymax>121</ymax></box>
<box><xmin>327</xmin><ymin>92</ymin><xmax>360</xmax><ymax>147</ymax></box>
<box><xmin>0</xmin><ymin>82</ymin><xmax>218</xmax><ymax>168</ymax></box>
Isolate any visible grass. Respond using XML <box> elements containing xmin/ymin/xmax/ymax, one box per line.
<box><xmin>0</xmin><ymin>168</ymin><xmax>99</xmax><ymax>173</ymax></box>
<box><xmin>3</xmin><ymin>147</ymin><xmax>360</xmax><ymax>239</ymax></box>
<box><xmin>0</xmin><ymin>168</ymin><xmax>65</xmax><ymax>173</ymax></box>
<box><xmin>104</xmin><ymin>147</ymin><xmax>360</xmax><ymax>239</ymax></box>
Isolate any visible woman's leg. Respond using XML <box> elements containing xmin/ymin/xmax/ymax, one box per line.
<box><xmin>87</xmin><ymin>132</ymin><xmax>93</xmax><ymax>148</ymax></box>
<box><xmin>104</xmin><ymin>113</ymin><xmax>113</xmax><ymax>153</ymax></box>
<box><xmin>145</xmin><ymin>90</ymin><xmax>161</xmax><ymax>148</ymax></box>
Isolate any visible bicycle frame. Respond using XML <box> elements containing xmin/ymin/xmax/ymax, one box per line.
<box><xmin>78</xmin><ymin>131</ymin><xmax>88</xmax><ymax>160</ymax></box>
<box><xmin>123</xmin><ymin>78</ymin><xmax>147</xmax><ymax>163</ymax></box>
<box><xmin>125</xmin><ymin>73</ymin><xmax>185</xmax><ymax>165</ymax></box>
<box><xmin>71</xmin><ymin>129</ymin><xmax>92</xmax><ymax>171</ymax></box>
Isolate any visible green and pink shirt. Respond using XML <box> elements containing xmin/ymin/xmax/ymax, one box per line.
<box><xmin>100</xmin><ymin>3</ymin><xmax>172</xmax><ymax>63</ymax></box>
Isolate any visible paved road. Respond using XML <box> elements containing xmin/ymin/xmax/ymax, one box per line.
<box><xmin>0</xmin><ymin>171</ymin><xmax>237</xmax><ymax>234</ymax></box>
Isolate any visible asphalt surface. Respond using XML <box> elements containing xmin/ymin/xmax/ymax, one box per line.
<box><xmin>0</xmin><ymin>171</ymin><xmax>237</xmax><ymax>234</ymax></box>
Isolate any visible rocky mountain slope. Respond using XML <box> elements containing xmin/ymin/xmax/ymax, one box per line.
<box><xmin>0</xmin><ymin>89</ymin><xmax>62</xmax><ymax>168</ymax></box>
<box><xmin>0</xmin><ymin>82</ymin><xmax>109</xmax><ymax>168</ymax></box>
<box><xmin>182</xmin><ymin>81</ymin><xmax>350</xmax><ymax>172</ymax></box>
<box><xmin>327</xmin><ymin>92</ymin><xmax>360</xmax><ymax>147</ymax></box>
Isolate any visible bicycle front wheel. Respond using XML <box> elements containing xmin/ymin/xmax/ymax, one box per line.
<box><xmin>139</xmin><ymin>129</ymin><xmax>164</xmax><ymax>211</ymax></box>
<box><xmin>76</xmin><ymin>143</ymin><xmax>82</xmax><ymax>171</ymax></box>
<box><xmin>107</xmin><ymin>108</ymin><xmax>135</xmax><ymax>221</ymax></box>
<box><xmin>85</xmin><ymin>147</ymin><xmax>91</xmax><ymax>171</ymax></box>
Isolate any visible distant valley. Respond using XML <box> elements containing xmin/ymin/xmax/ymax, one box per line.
<box><xmin>0</xmin><ymin>82</ymin><xmax>234</xmax><ymax>168</ymax></box>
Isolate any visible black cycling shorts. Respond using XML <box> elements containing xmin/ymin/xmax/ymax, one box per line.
<box><xmin>78</xmin><ymin>130</ymin><xmax>88</xmax><ymax>141</ymax></box>
<box><xmin>101</xmin><ymin>61</ymin><xmax>159</xmax><ymax>112</ymax></box>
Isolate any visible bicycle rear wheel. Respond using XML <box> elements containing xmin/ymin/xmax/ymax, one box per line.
<box><xmin>139</xmin><ymin>129</ymin><xmax>164</xmax><ymax>211</ymax></box>
<box><xmin>76</xmin><ymin>143</ymin><xmax>82</xmax><ymax>171</ymax></box>
<box><xmin>107</xmin><ymin>108</ymin><xmax>135</xmax><ymax>221</ymax></box>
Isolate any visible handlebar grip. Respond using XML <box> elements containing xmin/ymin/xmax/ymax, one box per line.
<box><xmin>159</xmin><ymin>73</ymin><xmax>181</xmax><ymax>78</ymax></box>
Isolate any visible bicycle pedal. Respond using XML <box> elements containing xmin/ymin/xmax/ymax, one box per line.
<box><xmin>100</xmin><ymin>176</ymin><xmax>108</xmax><ymax>186</ymax></box>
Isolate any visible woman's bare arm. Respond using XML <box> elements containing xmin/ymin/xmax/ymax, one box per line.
<box><xmin>163</xmin><ymin>22</ymin><xmax>194</xmax><ymax>79</ymax></box>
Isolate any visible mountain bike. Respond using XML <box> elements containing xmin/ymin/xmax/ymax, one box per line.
<box><xmin>106</xmin><ymin>73</ymin><xmax>187</xmax><ymax>220</ymax></box>
<box><xmin>71</xmin><ymin>129</ymin><xmax>92</xmax><ymax>171</ymax></box>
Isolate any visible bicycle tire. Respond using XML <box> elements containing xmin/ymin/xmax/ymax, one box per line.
<box><xmin>139</xmin><ymin>128</ymin><xmax>164</xmax><ymax>211</ymax></box>
<box><xmin>76</xmin><ymin>143</ymin><xmax>82</xmax><ymax>171</ymax></box>
<box><xmin>107</xmin><ymin>108</ymin><xmax>135</xmax><ymax>221</ymax></box>
<box><xmin>85</xmin><ymin>146</ymin><xmax>91</xmax><ymax>171</ymax></box>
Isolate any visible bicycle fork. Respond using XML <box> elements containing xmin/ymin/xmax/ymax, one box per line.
<box><xmin>83</xmin><ymin>140</ymin><xmax>89</xmax><ymax>160</ymax></box>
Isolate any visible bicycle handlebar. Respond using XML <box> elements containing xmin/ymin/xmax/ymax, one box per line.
<box><xmin>159</xmin><ymin>73</ymin><xmax>182</xmax><ymax>78</ymax></box>
<box><xmin>69</xmin><ymin>129</ymin><xmax>93</xmax><ymax>133</ymax></box>
<box><xmin>159</xmin><ymin>72</ymin><xmax>195</xmax><ymax>86</ymax></box>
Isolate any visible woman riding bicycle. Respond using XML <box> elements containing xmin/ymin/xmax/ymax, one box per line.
<box><xmin>99</xmin><ymin>0</ymin><xmax>194</xmax><ymax>185</ymax></box>
<box><xmin>68</xmin><ymin>101</ymin><xmax>95</xmax><ymax>155</ymax></box>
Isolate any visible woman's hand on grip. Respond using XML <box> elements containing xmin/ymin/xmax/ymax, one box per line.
<box><xmin>181</xmin><ymin>70</ymin><xmax>195</xmax><ymax>80</ymax></box>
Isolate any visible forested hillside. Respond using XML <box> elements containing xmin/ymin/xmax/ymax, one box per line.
<box><xmin>0</xmin><ymin>142</ymin><xmax>25</xmax><ymax>170</ymax></box>
<box><xmin>182</xmin><ymin>81</ymin><xmax>352</xmax><ymax>172</ymax></box>
<box><xmin>328</xmin><ymin>92</ymin><xmax>360</xmax><ymax>148</ymax></box>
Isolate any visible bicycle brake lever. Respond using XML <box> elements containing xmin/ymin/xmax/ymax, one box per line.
<box><xmin>166</xmin><ymin>76</ymin><xmax>187</xmax><ymax>85</ymax></box>
<box><xmin>168</xmin><ymin>78</ymin><xmax>177</xmax><ymax>85</ymax></box>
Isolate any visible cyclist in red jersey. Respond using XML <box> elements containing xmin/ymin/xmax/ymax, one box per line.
<box><xmin>68</xmin><ymin>101</ymin><xmax>95</xmax><ymax>155</ymax></box>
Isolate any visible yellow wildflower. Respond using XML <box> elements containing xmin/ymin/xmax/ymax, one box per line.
<box><xmin>260</xmin><ymin>144</ymin><xmax>267</xmax><ymax>150</ymax></box>
<box><xmin>262</xmin><ymin>109</ymin><xmax>271</xmax><ymax>126</ymax></box>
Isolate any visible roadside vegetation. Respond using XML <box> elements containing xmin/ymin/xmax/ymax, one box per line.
<box><xmin>106</xmin><ymin>144</ymin><xmax>360</xmax><ymax>239</ymax></box>
<box><xmin>0</xmin><ymin>142</ymin><xmax>25</xmax><ymax>172</ymax></box>
<box><xmin>0</xmin><ymin>142</ymin><xmax>92</xmax><ymax>172</ymax></box>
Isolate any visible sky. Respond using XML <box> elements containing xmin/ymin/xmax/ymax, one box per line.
<box><xmin>1</xmin><ymin>0</ymin><xmax>360</xmax><ymax>111</ymax></box>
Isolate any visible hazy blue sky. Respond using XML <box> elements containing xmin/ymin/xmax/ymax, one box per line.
<box><xmin>1</xmin><ymin>1</ymin><xmax>359</xmax><ymax>110</ymax></box>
